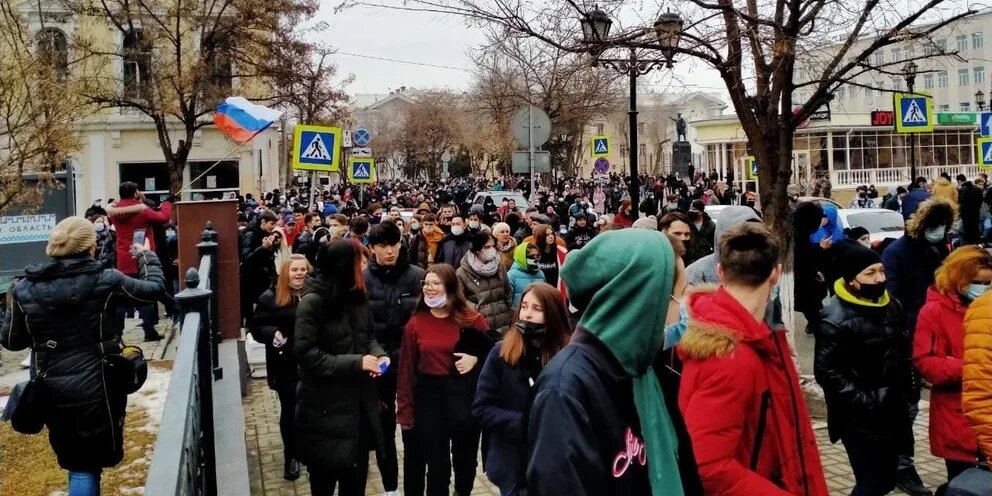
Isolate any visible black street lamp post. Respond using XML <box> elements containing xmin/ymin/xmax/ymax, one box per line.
<box><xmin>903</xmin><ymin>62</ymin><xmax>918</xmax><ymax>181</ymax></box>
<box><xmin>977</xmin><ymin>90</ymin><xmax>986</xmax><ymax>111</ymax></box>
<box><xmin>580</xmin><ymin>7</ymin><xmax>682</xmax><ymax>220</ymax></box>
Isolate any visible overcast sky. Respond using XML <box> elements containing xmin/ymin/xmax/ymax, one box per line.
<box><xmin>312</xmin><ymin>4</ymin><xmax>732</xmax><ymax>101</ymax></box>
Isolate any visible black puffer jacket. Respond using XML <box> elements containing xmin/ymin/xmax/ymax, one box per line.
<box><xmin>815</xmin><ymin>291</ymin><xmax>914</xmax><ymax>442</ymax></box>
<box><xmin>239</xmin><ymin>222</ymin><xmax>276</xmax><ymax>320</ymax></box>
<box><xmin>250</xmin><ymin>289</ymin><xmax>300</xmax><ymax>391</ymax></box>
<box><xmin>293</xmin><ymin>247</ymin><xmax>387</xmax><ymax>471</ymax></box>
<box><xmin>1</xmin><ymin>252</ymin><xmax>166</xmax><ymax>471</ymax></box>
<box><xmin>292</xmin><ymin>230</ymin><xmax>317</xmax><ymax>266</ymax></box>
<box><xmin>456</xmin><ymin>254</ymin><xmax>513</xmax><ymax>332</ymax></box>
<box><xmin>364</xmin><ymin>256</ymin><xmax>425</xmax><ymax>363</ymax></box>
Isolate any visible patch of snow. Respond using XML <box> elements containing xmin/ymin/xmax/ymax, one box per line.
<box><xmin>128</xmin><ymin>363</ymin><xmax>171</xmax><ymax>434</ymax></box>
<box><xmin>120</xmin><ymin>487</ymin><xmax>145</xmax><ymax>495</ymax></box>
<box><xmin>0</xmin><ymin>395</ymin><xmax>7</xmax><ymax>410</ymax></box>
<box><xmin>48</xmin><ymin>491</ymin><xmax>67</xmax><ymax>496</ymax></box>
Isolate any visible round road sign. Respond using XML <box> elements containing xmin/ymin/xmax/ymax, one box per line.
<box><xmin>510</xmin><ymin>106</ymin><xmax>552</xmax><ymax>149</ymax></box>
<box><xmin>353</xmin><ymin>127</ymin><xmax>371</xmax><ymax>147</ymax></box>
<box><xmin>594</xmin><ymin>157</ymin><xmax>610</xmax><ymax>174</ymax></box>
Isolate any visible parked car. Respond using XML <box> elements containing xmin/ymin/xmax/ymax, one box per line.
<box><xmin>836</xmin><ymin>208</ymin><xmax>906</xmax><ymax>243</ymax></box>
<box><xmin>798</xmin><ymin>196</ymin><xmax>843</xmax><ymax>209</ymax></box>
<box><xmin>472</xmin><ymin>191</ymin><xmax>530</xmax><ymax>212</ymax></box>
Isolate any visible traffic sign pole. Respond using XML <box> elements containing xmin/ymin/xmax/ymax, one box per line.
<box><xmin>529</xmin><ymin>105</ymin><xmax>535</xmax><ymax>205</ymax></box>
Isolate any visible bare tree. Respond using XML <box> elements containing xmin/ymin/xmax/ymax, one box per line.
<box><xmin>68</xmin><ymin>0</ymin><xmax>321</xmax><ymax>192</ymax></box>
<box><xmin>399</xmin><ymin>90</ymin><xmax>462</xmax><ymax>180</ymax></box>
<box><xmin>0</xmin><ymin>4</ymin><xmax>86</xmax><ymax>214</ymax></box>
<box><xmin>352</xmin><ymin>0</ymin><xmax>983</xmax><ymax>238</ymax></box>
<box><xmin>268</xmin><ymin>43</ymin><xmax>353</xmax><ymax>125</ymax></box>
<box><xmin>469</xmin><ymin>29</ymin><xmax>624</xmax><ymax>179</ymax></box>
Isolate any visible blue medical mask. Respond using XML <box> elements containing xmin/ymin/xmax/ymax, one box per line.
<box><xmin>965</xmin><ymin>283</ymin><xmax>990</xmax><ymax>301</ymax></box>
<box><xmin>663</xmin><ymin>297</ymin><xmax>689</xmax><ymax>350</ymax></box>
<box><xmin>924</xmin><ymin>226</ymin><xmax>946</xmax><ymax>244</ymax></box>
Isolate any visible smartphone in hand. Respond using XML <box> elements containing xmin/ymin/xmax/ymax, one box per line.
<box><xmin>132</xmin><ymin>230</ymin><xmax>146</xmax><ymax>246</ymax></box>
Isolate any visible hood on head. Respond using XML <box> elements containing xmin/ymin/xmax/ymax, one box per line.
<box><xmin>513</xmin><ymin>241</ymin><xmax>533</xmax><ymax>269</ymax></box>
<box><xmin>560</xmin><ymin>229</ymin><xmax>674</xmax><ymax>376</ymax></box>
<box><xmin>793</xmin><ymin>202</ymin><xmax>824</xmax><ymax>236</ymax></box>
<box><xmin>713</xmin><ymin>206</ymin><xmax>761</xmax><ymax>261</ymax></box>
<box><xmin>906</xmin><ymin>196</ymin><xmax>958</xmax><ymax>238</ymax></box>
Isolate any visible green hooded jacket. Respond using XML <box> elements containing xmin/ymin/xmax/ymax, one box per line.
<box><xmin>559</xmin><ymin>229</ymin><xmax>684</xmax><ymax>496</ymax></box>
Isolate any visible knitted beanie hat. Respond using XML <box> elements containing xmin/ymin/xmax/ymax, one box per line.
<box><xmin>833</xmin><ymin>239</ymin><xmax>881</xmax><ymax>282</ymax></box>
<box><xmin>632</xmin><ymin>215</ymin><xmax>658</xmax><ymax>230</ymax></box>
<box><xmin>46</xmin><ymin>216</ymin><xmax>97</xmax><ymax>258</ymax></box>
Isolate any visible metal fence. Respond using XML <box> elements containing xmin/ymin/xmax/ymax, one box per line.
<box><xmin>146</xmin><ymin>222</ymin><xmax>221</xmax><ymax>496</ymax></box>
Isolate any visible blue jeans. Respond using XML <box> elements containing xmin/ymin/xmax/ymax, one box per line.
<box><xmin>68</xmin><ymin>471</ymin><xmax>100</xmax><ymax>496</ymax></box>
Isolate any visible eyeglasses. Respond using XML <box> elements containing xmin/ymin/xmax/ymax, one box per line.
<box><xmin>422</xmin><ymin>281</ymin><xmax>443</xmax><ymax>289</ymax></box>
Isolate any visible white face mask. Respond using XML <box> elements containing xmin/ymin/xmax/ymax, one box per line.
<box><xmin>451</xmin><ymin>226</ymin><xmax>465</xmax><ymax>236</ymax></box>
<box><xmin>469</xmin><ymin>221</ymin><xmax>481</xmax><ymax>230</ymax></box>
<box><xmin>424</xmin><ymin>293</ymin><xmax>447</xmax><ymax>308</ymax></box>
<box><xmin>481</xmin><ymin>248</ymin><xmax>498</xmax><ymax>262</ymax></box>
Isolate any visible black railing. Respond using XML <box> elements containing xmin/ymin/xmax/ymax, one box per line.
<box><xmin>147</xmin><ymin>222</ymin><xmax>221</xmax><ymax>496</ymax></box>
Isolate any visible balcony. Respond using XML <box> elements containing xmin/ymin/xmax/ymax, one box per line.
<box><xmin>832</xmin><ymin>164</ymin><xmax>980</xmax><ymax>188</ymax></box>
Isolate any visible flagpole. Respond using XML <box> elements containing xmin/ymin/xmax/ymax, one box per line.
<box><xmin>175</xmin><ymin>128</ymin><xmax>265</xmax><ymax>197</ymax></box>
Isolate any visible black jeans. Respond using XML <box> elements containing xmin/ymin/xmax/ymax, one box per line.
<box><xmin>405</xmin><ymin>374</ymin><xmax>481</xmax><ymax>496</ymax></box>
<box><xmin>376</xmin><ymin>368</ymin><xmax>399</xmax><ymax>492</ymax></box>
<box><xmin>274</xmin><ymin>379</ymin><xmax>297</xmax><ymax>461</ymax></box>
<box><xmin>307</xmin><ymin>414</ymin><xmax>371</xmax><ymax>496</ymax></box>
<box><xmin>116</xmin><ymin>301</ymin><xmax>159</xmax><ymax>339</ymax></box>
<box><xmin>843</xmin><ymin>434</ymin><xmax>900</xmax><ymax>496</ymax></box>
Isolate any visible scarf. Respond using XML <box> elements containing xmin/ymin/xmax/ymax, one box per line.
<box><xmin>466</xmin><ymin>250</ymin><xmax>500</xmax><ymax>277</ymax></box>
<box><xmin>423</xmin><ymin>228</ymin><xmax>445</xmax><ymax>259</ymax></box>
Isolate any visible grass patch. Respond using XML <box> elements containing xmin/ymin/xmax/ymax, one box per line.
<box><xmin>1</xmin><ymin>409</ymin><xmax>157</xmax><ymax>495</ymax></box>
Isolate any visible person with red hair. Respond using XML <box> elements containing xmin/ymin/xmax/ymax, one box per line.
<box><xmin>914</xmin><ymin>245</ymin><xmax>992</xmax><ymax>493</ymax></box>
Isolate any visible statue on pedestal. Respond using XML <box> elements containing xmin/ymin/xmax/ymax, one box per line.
<box><xmin>670</xmin><ymin>113</ymin><xmax>687</xmax><ymax>142</ymax></box>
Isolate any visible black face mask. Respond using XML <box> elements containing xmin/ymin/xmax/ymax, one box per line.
<box><xmin>857</xmin><ymin>282</ymin><xmax>886</xmax><ymax>301</ymax></box>
<box><xmin>515</xmin><ymin>320</ymin><xmax>546</xmax><ymax>338</ymax></box>
<box><xmin>526</xmin><ymin>257</ymin><xmax>540</xmax><ymax>270</ymax></box>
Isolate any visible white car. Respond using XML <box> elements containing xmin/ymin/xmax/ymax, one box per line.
<box><xmin>836</xmin><ymin>208</ymin><xmax>905</xmax><ymax>243</ymax></box>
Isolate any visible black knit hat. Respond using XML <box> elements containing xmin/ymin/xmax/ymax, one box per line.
<box><xmin>845</xmin><ymin>226</ymin><xmax>870</xmax><ymax>241</ymax></box>
<box><xmin>833</xmin><ymin>240</ymin><xmax>881</xmax><ymax>282</ymax></box>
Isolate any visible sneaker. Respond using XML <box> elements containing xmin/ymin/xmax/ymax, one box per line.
<box><xmin>896</xmin><ymin>468</ymin><xmax>933</xmax><ymax>496</ymax></box>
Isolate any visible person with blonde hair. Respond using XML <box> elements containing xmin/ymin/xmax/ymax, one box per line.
<box><xmin>492</xmin><ymin>222</ymin><xmax>517</xmax><ymax>270</ymax></box>
<box><xmin>913</xmin><ymin>245</ymin><xmax>992</xmax><ymax>492</ymax></box>
<box><xmin>250</xmin><ymin>253</ymin><xmax>311</xmax><ymax>481</ymax></box>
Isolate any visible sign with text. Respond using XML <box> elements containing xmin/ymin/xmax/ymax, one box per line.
<box><xmin>0</xmin><ymin>213</ymin><xmax>57</xmax><ymax>245</ymax></box>
<box><xmin>936</xmin><ymin>112</ymin><xmax>977</xmax><ymax>125</ymax></box>
<box><xmin>871</xmin><ymin>110</ymin><xmax>895</xmax><ymax>126</ymax></box>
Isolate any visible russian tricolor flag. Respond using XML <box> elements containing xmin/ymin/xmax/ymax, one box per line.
<box><xmin>213</xmin><ymin>97</ymin><xmax>283</xmax><ymax>142</ymax></box>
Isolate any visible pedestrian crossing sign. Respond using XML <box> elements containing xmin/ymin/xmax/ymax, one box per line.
<box><xmin>348</xmin><ymin>157</ymin><xmax>376</xmax><ymax>184</ymax></box>
<box><xmin>893</xmin><ymin>93</ymin><xmax>933</xmax><ymax>133</ymax></box>
<box><xmin>978</xmin><ymin>138</ymin><xmax>992</xmax><ymax>170</ymax></box>
<box><xmin>746</xmin><ymin>156</ymin><xmax>758</xmax><ymax>180</ymax></box>
<box><xmin>292</xmin><ymin>124</ymin><xmax>342</xmax><ymax>172</ymax></box>
<box><xmin>590</xmin><ymin>135</ymin><xmax>610</xmax><ymax>158</ymax></box>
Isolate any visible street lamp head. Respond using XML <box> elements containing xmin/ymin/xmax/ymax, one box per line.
<box><xmin>580</xmin><ymin>6</ymin><xmax>612</xmax><ymax>45</ymax></box>
<box><xmin>653</xmin><ymin>11</ymin><xmax>683</xmax><ymax>49</ymax></box>
<box><xmin>976</xmin><ymin>89</ymin><xmax>986</xmax><ymax>108</ymax></box>
<box><xmin>903</xmin><ymin>61</ymin><xmax>918</xmax><ymax>77</ymax></box>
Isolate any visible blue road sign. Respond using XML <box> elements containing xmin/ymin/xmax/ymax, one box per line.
<box><xmin>353</xmin><ymin>127</ymin><xmax>372</xmax><ymax>147</ymax></box>
<box><xmin>981</xmin><ymin>112</ymin><xmax>992</xmax><ymax>137</ymax></box>
<box><xmin>594</xmin><ymin>157</ymin><xmax>609</xmax><ymax>174</ymax></box>
<box><xmin>980</xmin><ymin>138</ymin><xmax>992</xmax><ymax>169</ymax></box>
<box><xmin>894</xmin><ymin>93</ymin><xmax>933</xmax><ymax>133</ymax></box>
<box><xmin>293</xmin><ymin>125</ymin><xmax>342</xmax><ymax>172</ymax></box>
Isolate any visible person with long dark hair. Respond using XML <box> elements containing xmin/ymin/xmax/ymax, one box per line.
<box><xmin>250</xmin><ymin>254</ymin><xmax>311</xmax><ymax>481</ymax></box>
<box><xmin>294</xmin><ymin>240</ymin><xmax>390</xmax><ymax>495</ymax></box>
<box><xmin>473</xmin><ymin>282</ymin><xmax>571</xmax><ymax>496</ymax></box>
<box><xmin>456</xmin><ymin>231</ymin><xmax>513</xmax><ymax>333</ymax></box>
<box><xmin>397</xmin><ymin>264</ymin><xmax>492</xmax><ymax>496</ymax></box>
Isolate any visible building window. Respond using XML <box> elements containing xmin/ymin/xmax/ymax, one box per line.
<box><xmin>975</xmin><ymin>66</ymin><xmax>986</xmax><ymax>85</ymax></box>
<box><xmin>961</xmin><ymin>102</ymin><xmax>971</xmax><ymax>111</ymax></box>
<box><xmin>837</xmin><ymin>87</ymin><xmax>846</xmax><ymax>100</ymax></box>
<box><xmin>122</xmin><ymin>30</ymin><xmax>152</xmax><ymax>100</ymax></box>
<box><xmin>957</xmin><ymin>34</ymin><xmax>968</xmax><ymax>53</ymax></box>
<box><xmin>637</xmin><ymin>122</ymin><xmax>645</xmax><ymax>135</ymax></box>
<box><xmin>206</xmin><ymin>36</ymin><xmax>233</xmax><ymax>91</ymax></box>
<box><xmin>639</xmin><ymin>144</ymin><xmax>646</xmax><ymax>157</ymax></box>
<box><xmin>873</xmin><ymin>52</ymin><xmax>884</xmax><ymax>67</ymax></box>
<box><xmin>891</xmin><ymin>48</ymin><xmax>902</xmax><ymax>63</ymax></box>
<box><xmin>959</xmin><ymin>69</ymin><xmax>970</xmax><ymax>86</ymax></box>
<box><xmin>974</xmin><ymin>32</ymin><xmax>984</xmax><ymax>50</ymax></box>
<box><xmin>595</xmin><ymin>123</ymin><xmax>604</xmax><ymax>135</ymax></box>
<box><xmin>938</xmin><ymin>104</ymin><xmax>950</xmax><ymax>111</ymax></box>
<box><xmin>849</xmin><ymin>86</ymin><xmax>859</xmax><ymax>99</ymax></box>
<box><xmin>37</xmin><ymin>28</ymin><xmax>69</xmax><ymax>80</ymax></box>
<box><xmin>924</xmin><ymin>73</ymin><xmax>935</xmax><ymax>89</ymax></box>
<box><xmin>938</xmin><ymin>70</ymin><xmax>949</xmax><ymax>87</ymax></box>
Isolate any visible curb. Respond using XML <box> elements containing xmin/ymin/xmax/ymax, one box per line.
<box><xmin>153</xmin><ymin>324</ymin><xmax>178</xmax><ymax>360</ymax></box>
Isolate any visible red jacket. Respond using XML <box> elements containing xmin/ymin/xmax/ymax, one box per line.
<box><xmin>107</xmin><ymin>198</ymin><xmax>172</xmax><ymax>274</ymax></box>
<box><xmin>913</xmin><ymin>287</ymin><xmax>981</xmax><ymax>462</ymax></box>
<box><xmin>678</xmin><ymin>287</ymin><xmax>828</xmax><ymax>496</ymax></box>
<box><xmin>614</xmin><ymin>212</ymin><xmax>633</xmax><ymax>228</ymax></box>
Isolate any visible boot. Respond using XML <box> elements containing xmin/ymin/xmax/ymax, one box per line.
<box><xmin>283</xmin><ymin>458</ymin><xmax>300</xmax><ymax>481</ymax></box>
<box><xmin>896</xmin><ymin>467</ymin><xmax>933</xmax><ymax>496</ymax></box>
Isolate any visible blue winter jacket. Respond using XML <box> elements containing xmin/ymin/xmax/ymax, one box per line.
<box><xmin>473</xmin><ymin>342</ymin><xmax>538</xmax><ymax>494</ymax></box>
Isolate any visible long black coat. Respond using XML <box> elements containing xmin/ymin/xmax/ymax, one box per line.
<box><xmin>250</xmin><ymin>289</ymin><xmax>300</xmax><ymax>391</ymax></box>
<box><xmin>815</xmin><ymin>295</ymin><xmax>914</xmax><ymax>442</ymax></box>
<box><xmin>1</xmin><ymin>253</ymin><xmax>166</xmax><ymax>471</ymax></box>
<box><xmin>293</xmin><ymin>275</ymin><xmax>388</xmax><ymax>471</ymax></box>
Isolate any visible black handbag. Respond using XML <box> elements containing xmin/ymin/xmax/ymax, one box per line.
<box><xmin>1</xmin><ymin>375</ymin><xmax>46</xmax><ymax>434</ymax></box>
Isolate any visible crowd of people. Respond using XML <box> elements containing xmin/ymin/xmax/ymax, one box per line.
<box><xmin>4</xmin><ymin>169</ymin><xmax>992</xmax><ymax>496</ymax></box>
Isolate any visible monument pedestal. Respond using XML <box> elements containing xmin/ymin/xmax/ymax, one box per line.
<box><xmin>672</xmin><ymin>141</ymin><xmax>693</xmax><ymax>178</ymax></box>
